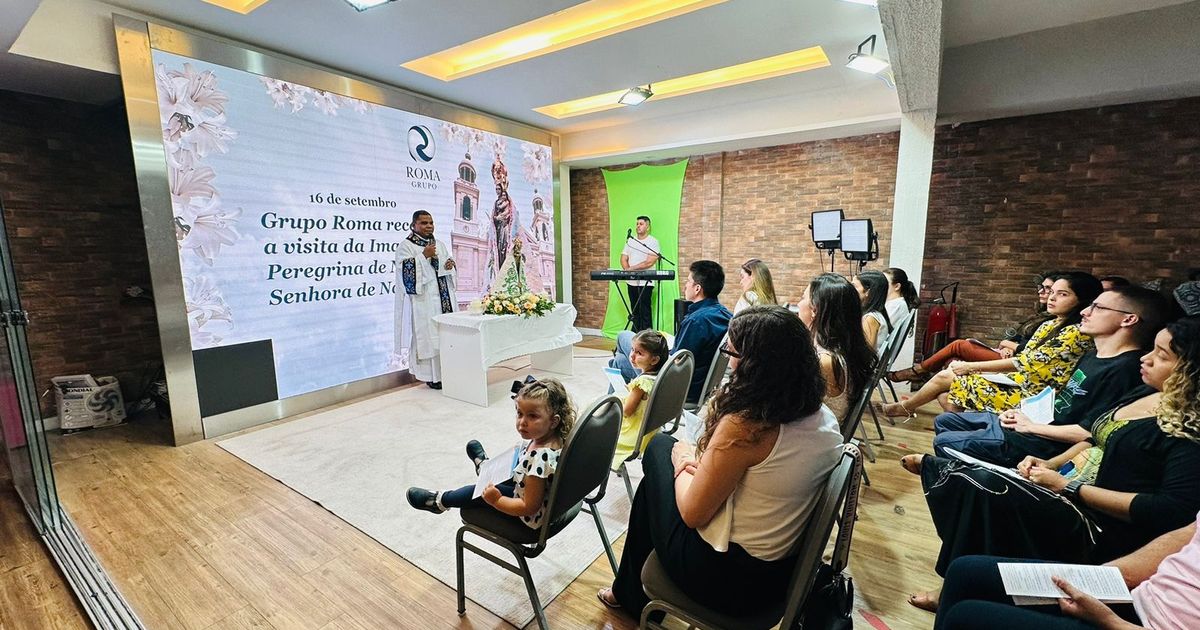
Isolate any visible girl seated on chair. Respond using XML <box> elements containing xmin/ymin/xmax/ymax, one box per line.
<box><xmin>406</xmin><ymin>378</ymin><xmax>575</xmax><ymax>529</ymax></box>
<box><xmin>611</xmin><ymin>330</ymin><xmax>671</xmax><ymax>468</ymax></box>
<box><xmin>797</xmin><ymin>273</ymin><xmax>876</xmax><ymax>427</ymax></box>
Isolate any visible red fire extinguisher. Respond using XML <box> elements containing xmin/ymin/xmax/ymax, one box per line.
<box><xmin>923</xmin><ymin>282</ymin><xmax>960</xmax><ymax>355</ymax></box>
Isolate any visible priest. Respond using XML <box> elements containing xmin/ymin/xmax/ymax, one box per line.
<box><xmin>396</xmin><ymin>210</ymin><xmax>456</xmax><ymax>389</ymax></box>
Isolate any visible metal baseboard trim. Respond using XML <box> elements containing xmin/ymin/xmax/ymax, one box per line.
<box><xmin>42</xmin><ymin>507</ymin><xmax>144</xmax><ymax>630</ymax></box>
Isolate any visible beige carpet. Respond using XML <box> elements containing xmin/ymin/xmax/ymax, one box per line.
<box><xmin>217</xmin><ymin>348</ymin><xmax>636</xmax><ymax>628</ymax></box>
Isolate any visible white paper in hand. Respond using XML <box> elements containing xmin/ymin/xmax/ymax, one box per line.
<box><xmin>944</xmin><ymin>447</ymin><xmax>1026</xmax><ymax>481</ymax></box>
<box><xmin>604</xmin><ymin>366</ymin><xmax>630</xmax><ymax>394</ymax></box>
<box><xmin>981</xmin><ymin>372</ymin><xmax>1019</xmax><ymax>386</ymax></box>
<box><xmin>473</xmin><ymin>444</ymin><xmax>521</xmax><ymax>499</ymax></box>
<box><xmin>1019</xmin><ymin>387</ymin><xmax>1056</xmax><ymax>424</ymax></box>
<box><xmin>998</xmin><ymin>563</ymin><xmax>1132</xmax><ymax>605</ymax></box>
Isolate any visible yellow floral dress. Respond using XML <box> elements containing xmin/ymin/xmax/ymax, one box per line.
<box><xmin>948</xmin><ymin>320</ymin><xmax>1093</xmax><ymax>413</ymax></box>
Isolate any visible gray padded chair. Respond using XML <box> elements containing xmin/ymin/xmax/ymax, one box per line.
<box><xmin>682</xmin><ymin>334</ymin><xmax>729</xmax><ymax>415</ymax></box>
<box><xmin>638</xmin><ymin>445</ymin><xmax>861</xmax><ymax>630</ymax></box>
<box><xmin>615</xmin><ymin>350</ymin><xmax>694</xmax><ymax>501</ymax></box>
<box><xmin>455</xmin><ymin>394</ymin><xmax>622</xmax><ymax>630</ymax></box>
<box><xmin>864</xmin><ymin>309</ymin><xmax>918</xmax><ymax>440</ymax></box>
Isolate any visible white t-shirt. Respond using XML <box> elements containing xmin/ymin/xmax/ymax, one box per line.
<box><xmin>621</xmin><ymin>235</ymin><xmax>660</xmax><ymax>287</ymax></box>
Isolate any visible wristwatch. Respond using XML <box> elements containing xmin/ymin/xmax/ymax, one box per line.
<box><xmin>1062</xmin><ymin>479</ymin><xmax>1084</xmax><ymax>499</ymax></box>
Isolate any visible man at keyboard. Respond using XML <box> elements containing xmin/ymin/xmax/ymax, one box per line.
<box><xmin>610</xmin><ymin>260</ymin><xmax>731</xmax><ymax>403</ymax></box>
<box><xmin>621</xmin><ymin>216</ymin><xmax>660</xmax><ymax>332</ymax></box>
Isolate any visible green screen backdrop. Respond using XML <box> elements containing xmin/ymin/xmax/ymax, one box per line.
<box><xmin>600</xmin><ymin>160</ymin><xmax>687</xmax><ymax>338</ymax></box>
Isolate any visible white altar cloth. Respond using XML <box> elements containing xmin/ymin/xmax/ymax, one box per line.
<box><xmin>434</xmin><ymin>304</ymin><xmax>583</xmax><ymax>406</ymax></box>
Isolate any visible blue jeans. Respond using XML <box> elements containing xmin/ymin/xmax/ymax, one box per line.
<box><xmin>440</xmin><ymin>479</ymin><xmax>516</xmax><ymax>509</ymax></box>
<box><xmin>608</xmin><ymin>330</ymin><xmax>641</xmax><ymax>387</ymax></box>
<box><xmin>936</xmin><ymin>555</ymin><xmax>1139</xmax><ymax>630</ymax></box>
<box><xmin>932</xmin><ymin>411</ymin><xmax>1006</xmax><ymax>463</ymax></box>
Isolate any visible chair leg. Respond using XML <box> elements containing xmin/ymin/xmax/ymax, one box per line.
<box><xmin>867</xmin><ymin>401</ymin><xmax>886</xmax><ymax>441</ymax></box>
<box><xmin>619</xmin><ymin>463</ymin><xmax>635</xmax><ymax>502</ymax></box>
<box><xmin>856</xmin><ymin>424</ymin><xmax>877</xmax><ymax>463</ymax></box>
<box><xmin>455</xmin><ymin>528</ymin><xmax>467</xmax><ymax>615</ymax></box>
<box><xmin>590</xmin><ymin>503</ymin><xmax>618</xmax><ymax>575</ymax></box>
<box><xmin>515</xmin><ymin>554</ymin><xmax>549</xmax><ymax>630</ymax></box>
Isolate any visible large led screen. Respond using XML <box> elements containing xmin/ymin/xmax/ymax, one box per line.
<box><xmin>152</xmin><ymin>50</ymin><xmax>556</xmax><ymax>400</ymax></box>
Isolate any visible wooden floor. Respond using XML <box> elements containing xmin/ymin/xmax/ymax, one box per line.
<box><xmin>2</xmin><ymin>342</ymin><xmax>943</xmax><ymax>630</ymax></box>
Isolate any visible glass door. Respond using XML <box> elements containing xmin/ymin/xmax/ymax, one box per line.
<box><xmin>0</xmin><ymin>198</ymin><xmax>60</xmax><ymax>531</ymax></box>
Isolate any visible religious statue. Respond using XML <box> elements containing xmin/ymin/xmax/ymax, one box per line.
<box><xmin>491</xmin><ymin>159</ymin><xmax>515</xmax><ymax>269</ymax></box>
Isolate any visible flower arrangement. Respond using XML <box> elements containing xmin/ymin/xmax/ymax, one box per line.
<box><xmin>480</xmin><ymin>291</ymin><xmax>556</xmax><ymax>318</ymax></box>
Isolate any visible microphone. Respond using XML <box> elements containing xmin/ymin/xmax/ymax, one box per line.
<box><xmin>626</xmin><ymin>228</ymin><xmax>633</xmax><ymax>240</ymax></box>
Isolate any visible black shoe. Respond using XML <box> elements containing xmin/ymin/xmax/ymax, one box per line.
<box><xmin>406</xmin><ymin>487</ymin><xmax>446</xmax><ymax>514</ymax></box>
<box><xmin>466</xmin><ymin>440</ymin><xmax>488</xmax><ymax>474</ymax></box>
<box><xmin>426</xmin><ymin>381</ymin><xmax>442</xmax><ymax>390</ymax></box>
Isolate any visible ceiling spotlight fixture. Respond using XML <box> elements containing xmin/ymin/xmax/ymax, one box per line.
<box><xmin>618</xmin><ymin>85</ymin><xmax>653</xmax><ymax>106</ymax></box>
<box><xmin>846</xmin><ymin>34</ymin><xmax>890</xmax><ymax>74</ymax></box>
<box><xmin>343</xmin><ymin>0</ymin><xmax>396</xmax><ymax>11</ymax></box>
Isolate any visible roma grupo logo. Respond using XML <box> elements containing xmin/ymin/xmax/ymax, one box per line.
<box><xmin>408</xmin><ymin>125</ymin><xmax>435</xmax><ymax>162</ymax></box>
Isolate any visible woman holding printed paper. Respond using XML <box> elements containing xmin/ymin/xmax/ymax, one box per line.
<box><xmin>899</xmin><ymin>317</ymin><xmax>1200</xmax><ymax>613</ymax></box>
<box><xmin>878</xmin><ymin>272</ymin><xmax>1102</xmax><ymax>419</ymax></box>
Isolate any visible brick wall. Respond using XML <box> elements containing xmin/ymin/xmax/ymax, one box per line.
<box><xmin>570</xmin><ymin>135</ymin><xmax>901</xmax><ymax>328</ymax></box>
<box><xmin>921</xmin><ymin>98</ymin><xmax>1200</xmax><ymax>345</ymax></box>
<box><xmin>0</xmin><ymin>91</ymin><xmax>161</xmax><ymax>416</ymax></box>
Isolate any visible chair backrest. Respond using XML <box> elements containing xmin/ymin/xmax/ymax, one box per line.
<box><xmin>690</xmin><ymin>334</ymin><xmax>730</xmax><ymax>410</ymax></box>
<box><xmin>538</xmin><ymin>394</ymin><xmax>622</xmax><ymax>543</ymax></box>
<box><xmin>777</xmin><ymin>445</ymin><xmax>861</xmax><ymax>629</ymax></box>
<box><xmin>882</xmin><ymin>310</ymin><xmax>918</xmax><ymax>371</ymax></box>
<box><xmin>626</xmin><ymin>350</ymin><xmax>694</xmax><ymax>461</ymax></box>
<box><xmin>840</xmin><ymin>357</ymin><xmax>877</xmax><ymax>443</ymax></box>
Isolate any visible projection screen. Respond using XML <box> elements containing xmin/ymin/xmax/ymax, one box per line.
<box><xmin>114</xmin><ymin>17</ymin><xmax>561</xmax><ymax>444</ymax></box>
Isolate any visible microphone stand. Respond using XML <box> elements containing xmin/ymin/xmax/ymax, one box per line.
<box><xmin>625</xmin><ymin>234</ymin><xmax>676</xmax><ymax>332</ymax></box>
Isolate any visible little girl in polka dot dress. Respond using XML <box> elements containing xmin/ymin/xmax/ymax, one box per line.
<box><xmin>406</xmin><ymin>378</ymin><xmax>576</xmax><ymax>529</ymax></box>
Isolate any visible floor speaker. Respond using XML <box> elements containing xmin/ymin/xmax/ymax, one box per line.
<box><xmin>674</xmin><ymin>298</ymin><xmax>689</xmax><ymax>332</ymax></box>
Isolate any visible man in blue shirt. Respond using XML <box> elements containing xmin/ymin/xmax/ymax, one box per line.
<box><xmin>610</xmin><ymin>260</ymin><xmax>732</xmax><ymax>402</ymax></box>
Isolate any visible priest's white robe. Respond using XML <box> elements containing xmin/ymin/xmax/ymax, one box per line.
<box><xmin>396</xmin><ymin>235</ymin><xmax>456</xmax><ymax>382</ymax></box>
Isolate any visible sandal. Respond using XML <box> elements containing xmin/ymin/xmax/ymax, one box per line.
<box><xmin>877</xmin><ymin>400</ymin><xmax>917</xmax><ymax>419</ymax></box>
<box><xmin>907</xmin><ymin>590</ymin><xmax>940</xmax><ymax>612</ymax></box>
<box><xmin>888</xmin><ymin>365</ymin><xmax>926</xmax><ymax>382</ymax></box>
<box><xmin>597</xmin><ymin>587</ymin><xmax>621</xmax><ymax>610</ymax></box>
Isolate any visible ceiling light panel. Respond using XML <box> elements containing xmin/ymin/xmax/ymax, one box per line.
<box><xmin>533</xmin><ymin>46</ymin><xmax>830</xmax><ymax>119</ymax></box>
<box><xmin>401</xmin><ymin>0</ymin><xmax>729</xmax><ymax>81</ymax></box>
<box><xmin>201</xmin><ymin>0</ymin><xmax>272</xmax><ymax>14</ymax></box>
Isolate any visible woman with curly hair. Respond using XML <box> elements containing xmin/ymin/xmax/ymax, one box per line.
<box><xmin>899</xmin><ymin>317</ymin><xmax>1200</xmax><ymax>613</ymax></box>
<box><xmin>879</xmin><ymin>272</ymin><xmax>1102</xmax><ymax>418</ymax></box>
<box><xmin>598</xmin><ymin>305</ymin><xmax>843</xmax><ymax>617</ymax></box>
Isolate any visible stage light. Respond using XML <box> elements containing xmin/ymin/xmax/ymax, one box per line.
<box><xmin>343</xmin><ymin>0</ymin><xmax>396</xmax><ymax>11</ymax></box>
<box><xmin>846</xmin><ymin>35</ymin><xmax>890</xmax><ymax>74</ymax></box>
<box><xmin>618</xmin><ymin>86</ymin><xmax>653</xmax><ymax>106</ymax></box>
<box><xmin>810</xmin><ymin>209</ymin><xmax>843</xmax><ymax>250</ymax></box>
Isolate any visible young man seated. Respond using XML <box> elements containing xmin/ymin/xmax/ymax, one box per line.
<box><xmin>932</xmin><ymin>286</ymin><xmax>1170</xmax><ymax>466</ymax></box>
<box><xmin>609</xmin><ymin>260</ymin><xmax>731</xmax><ymax>403</ymax></box>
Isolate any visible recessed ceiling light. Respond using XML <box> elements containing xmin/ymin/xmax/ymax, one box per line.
<box><xmin>839</xmin><ymin>0</ymin><xmax>878</xmax><ymax>6</ymax></box>
<box><xmin>533</xmin><ymin>46</ymin><xmax>830</xmax><ymax>119</ymax></box>
<box><xmin>200</xmin><ymin>0</ymin><xmax>272</xmax><ymax>13</ymax></box>
<box><xmin>343</xmin><ymin>0</ymin><xmax>396</xmax><ymax>11</ymax></box>
<box><xmin>618</xmin><ymin>86</ymin><xmax>653</xmax><ymax>106</ymax></box>
<box><xmin>401</xmin><ymin>0</ymin><xmax>729</xmax><ymax>81</ymax></box>
<box><xmin>846</xmin><ymin>35</ymin><xmax>890</xmax><ymax>74</ymax></box>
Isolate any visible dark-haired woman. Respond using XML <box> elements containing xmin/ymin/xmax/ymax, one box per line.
<box><xmin>902</xmin><ymin>317</ymin><xmax>1200</xmax><ymax>613</ymax></box>
<box><xmin>854</xmin><ymin>271</ymin><xmax>893</xmax><ymax>354</ymax></box>
<box><xmin>798</xmin><ymin>273</ymin><xmax>877</xmax><ymax>426</ymax></box>
<box><xmin>879</xmin><ymin>273</ymin><xmax>1102</xmax><ymax>418</ymax></box>
<box><xmin>884</xmin><ymin>267</ymin><xmax>920</xmax><ymax>327</ymax></box>
<box><xmin>598</xmin><ymin>305</ymin><xmax>843</xmax><ymax>617</ymax></box>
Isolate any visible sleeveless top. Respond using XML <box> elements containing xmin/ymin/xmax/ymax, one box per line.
<box><xmin>817</xmin><ymin>348</ymin><xmax>851</xmax><ymax>422</ymax></box>
<box><xmin>698</xmin><ymin>408</ymin><xmax>844</xmax><ymax>561</ymax></box>
<box><xmin>865</xmin><ymin>311</ymin><xmax>891</xmax><ymax>356</ymax></box>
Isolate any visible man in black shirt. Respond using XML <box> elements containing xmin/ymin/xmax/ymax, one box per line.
<box><xmin>931</xmin><ymin>286</ymin><xmax>1171</xmax><ymax>466</ymax></box>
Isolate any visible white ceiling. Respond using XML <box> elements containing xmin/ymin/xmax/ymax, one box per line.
<box><xmin>1</xmin><ymin>0</ymin><xmax>1198</xmax><ymax>166</ymax></box>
